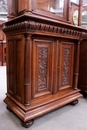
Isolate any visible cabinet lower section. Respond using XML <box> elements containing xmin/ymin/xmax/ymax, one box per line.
<box><xmin>4</xmin><ymin>88</ymin><xmax>82</xmax><ymax>126</ymax></box>
<box><xmin>3</xmin><ymin>14</ymin><xmax>84</xmax><ymax>127</ymax></box>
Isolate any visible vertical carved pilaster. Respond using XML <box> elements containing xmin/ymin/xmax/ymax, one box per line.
<box><xmin>73</xmin><ymin>41</ymin><xmax>80</xmax><ymax>89</ymax></box>
<box><xmin>24</xmin><ymin>33</ymin><xmax>31</xmax><ymax>105</ymax></box>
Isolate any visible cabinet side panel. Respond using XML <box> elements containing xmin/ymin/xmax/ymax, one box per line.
<box><xmin>7</xmin><ymin>38</ymin><xmax>15</xmax><ymax>95</ymax></box>
<box><xmin>15</xmin><ymin>36</ymin><xmax>25</xmax><ymax>103</ymax></box>
<box><xmin>78</xmin><ymin>40</ymin><xmax>87</xmax><ymax>90</ymax></box>
<box><xmin>7</xmin><ymin>35</ymin><xmax>24</xmax><ymax>103</ymax></box>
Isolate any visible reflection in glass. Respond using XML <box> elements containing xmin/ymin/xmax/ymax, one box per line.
<box><xmin>73</xmin><ymin>10</ymin><xmax>78</xmax><ymax>26</ymax></box>
<box><xmin>70</xmin><ymin>0</ymin><xmax>79</xmax><ymax>4</ymax></box>
<box><xmin>82</xmin><ymin>10</ymin><xmax>87</xmax><ymax>29</ymax></box>
<box><xmin>36</xmin><ymin>0</ymin><xmax>64</xmax><ymax>16</ymax></box>
<box><xmin>83</xmin><ymin>0</ymin><xmax>87</xmax><ymax>6</ymax></box>
<box><xmin>0</xmin><ymin>0</ymin><xmax>8</xmax><ymax>21</ymax></box>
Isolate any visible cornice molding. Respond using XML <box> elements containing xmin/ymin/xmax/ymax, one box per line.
<box><xmin>3</xmin><ymin>20</ymin><xmax>82</xmax><ymax>38</ymax></box>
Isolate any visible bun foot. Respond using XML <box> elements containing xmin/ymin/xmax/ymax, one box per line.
<box><xmin>6</xmin><ymin>106</ymin><xmax>12</xmax><ymax>112</ymax></box>
<box><xmin>21</xmin><ymin>119</ymin><xmax>34</xmax><ymax>128</ymax></box>
<box><xmin>70</xmin><ymin>99</ymin><xmax>79</xmax><ymax>106</ymax></box>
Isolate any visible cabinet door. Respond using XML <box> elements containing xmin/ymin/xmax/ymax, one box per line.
<box><xmin>59</xmin><ymin>41</ymin><xmax>74</xmax><ymax>90</ymax></box>
<box><xmin>32</xmin><ymin>38</ymin><xmax>55</xmax><ymax>98</ymax></box>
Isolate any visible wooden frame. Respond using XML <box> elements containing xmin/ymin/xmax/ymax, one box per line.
<box><xmin>32</xmin><ymin>0</ymin><xmax>70</xmax><ymax>22</ymax></box>
<box><xmin>8</xmin><ymin>0</ymin><xmax>70</xmax><ymax>23</ymax></box>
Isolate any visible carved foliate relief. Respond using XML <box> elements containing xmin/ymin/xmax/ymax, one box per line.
<box><xmin>62</xmin><ymin>48</ymin><xmax>70</xmax><ymax>85</ymax></box>
<box><xmin>38</xmin><ymin>47</ymin><xmax>48</xmax><ymax>91</ymax></box>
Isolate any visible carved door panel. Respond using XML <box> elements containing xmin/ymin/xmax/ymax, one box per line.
<box><xmin>32</xmin><ymin>38</ymin><xmax>55</xmax><ymax>98</ymax></box>
<box><xmin>7</xmin><ymin>35</ymin><xmax>25</xmax><ymax>103</ymax></box>
<box><xmin>59</xmin><ymin>41</ymin><xmax>74</xmax><ymax>90</ymax></box>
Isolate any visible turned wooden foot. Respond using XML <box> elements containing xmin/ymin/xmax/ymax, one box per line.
<box><xmin>70</xmin><ymin>99</ymin><xmax>79</xmax><ymax>106</ymax></box>
<box><xmin>21</xmin><ymin>119</ymin><xmax>34</xmax><ymax>128</ymax></box>
<box><xmin>6</xmin><ymin>106</ymin><xmax>12</xmax><ymax>112</ymax></box>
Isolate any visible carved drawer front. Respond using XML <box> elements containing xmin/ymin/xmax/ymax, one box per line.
<box><xmin>59</xmin><ymin>42</ymin><xmax>74</xmax><ymax>90</ymax></box>
<box><xmin>7</xmin><ymin>35</ymin><xmax>24</xmax><ymax>103</ymax></box>
<box><xmin>32</xmin><ymin>38</ymin><xmax>55</xmax><ymax>98</ymax></box>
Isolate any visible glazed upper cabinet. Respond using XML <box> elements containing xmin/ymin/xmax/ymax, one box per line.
<box><xmin>7</xmin><ymin>0</ymin><xmax>86</xmax><ymax>24</ymax></box>
<box><xmin>8</xmin><ymin>0</ymin><xmax>69</xmax><ymax>22</ymax></box>
<box><xmin>33</xmin><ymin>0</ymin><xmax>69</xmax><ymax>20</ymax></box>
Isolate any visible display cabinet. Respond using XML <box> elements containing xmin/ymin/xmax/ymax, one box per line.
<box><xmin>3</xmin><ymin>0</ymin><xmax>87</xmax><ymax>128</ymax></box>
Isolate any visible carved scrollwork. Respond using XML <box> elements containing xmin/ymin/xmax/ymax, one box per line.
<box><xmin>62</xmin><ymin>48</ymin><xmax>70</xmax><ymax>85</ymax></box>
<box><xmin>38</xmin><ymin>48</ymin><xmax>48</xmax><ymax>91</ymax></box>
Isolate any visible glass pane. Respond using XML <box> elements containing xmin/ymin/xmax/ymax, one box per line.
<box><xmin>36</xmin><ymin>0</ymin><xmax>64</xmax><ymax>16</ymax></box>
<box><xmin>81</xmin><ymin>10</ymin><xmax>87</xmax><ymax>28</ymax></box>
<box><xmin>0</xmin><ymin>0</ymin><xmax>8</xmax><ymax>22</ymax></box>
<box><xmin>73</xmin><ymin>10</ymin><xmax>78</xmax><ymax>26</ymax></box>
<box><xmin>83</xmin><ymin>0</ymin><xmax>87</xmax><ymax>6</ymax></box>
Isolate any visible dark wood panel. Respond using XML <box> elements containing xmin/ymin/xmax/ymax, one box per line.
<box><xmin>7</xmin><ymin>35</ymin><xmax>25</xmax><ymax>103</ymax></box>
<box><xmin>7</xmin><ymin>38</ymin><xmax>14</xmax><ymax>95</ymax></box>
<box><xmin>78</xmin><ymin>40</ymin><xmax>87</xmax><ymax>91</ymax></box>
<box><xmin>15</xmin><ymin>36</ymin><xmax>25</xmax><ymax>103</ymax></box>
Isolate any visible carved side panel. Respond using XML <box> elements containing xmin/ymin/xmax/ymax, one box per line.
<box><xmin>59</xmin><ymin>42</ymin><xmax>74</xmax><ymax>90</ymax></box>
<box><xmin>32</xmin><ymin>38</ymin><xmax>54</xmax><ymax>98</ymax></box>
<box><xmin>7</xmin><ymin>35</ymin><xmax>25</xmax><ymax>103</ymax></box>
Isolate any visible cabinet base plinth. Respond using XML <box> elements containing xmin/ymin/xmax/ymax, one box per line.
<box><xmin>4</xmin><ymin>89</ymin><xmax>82</xmax><ymax>127</ymax></box>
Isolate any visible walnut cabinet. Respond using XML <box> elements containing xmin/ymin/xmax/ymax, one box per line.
<box><xmin>3</xmin><ymin>0</ymin><xmax>86</xmax><ymax>128</ymax></box>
